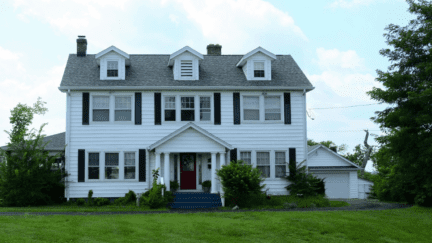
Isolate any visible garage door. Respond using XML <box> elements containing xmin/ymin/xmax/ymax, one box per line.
<box><xmin>312</xmin><ymin>172</ymin><xmax>350</xmax><ymax>199</ymax></box>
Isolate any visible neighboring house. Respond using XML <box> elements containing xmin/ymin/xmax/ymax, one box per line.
<box><xmin>0</xmin><ymin>132</ymin><xmax>65</xmax><ymax>170</ymax></box>
<box><xmin>57</xmin><ymin>36</ymin><xmax>368</xmax><ymax>204</ymax></box>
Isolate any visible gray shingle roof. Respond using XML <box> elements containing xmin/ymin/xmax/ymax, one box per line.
<box><xmin>307</xmin><ymin>145</ymin><xmax>320</xmax><ymax>153</ymax></box>
<box><xmin>0</xmin><ymin>132</ymin><xmax>65</xmax><ymax>151</ymax></box>
<box><xmin>59</xmin><ymin>54</ymin><xmax>314</xmax><ymax>89</ymax></box>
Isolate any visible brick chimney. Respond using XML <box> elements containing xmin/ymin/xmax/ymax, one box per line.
<box><xmin>77</xmin><ymin>36</ymin><xmax>87</xmax><ymax>57</ymax></box>
<box><xmin>207</xmin><ymin>44</ymin><xmax>222</xmax><ymax>55</ymax></box>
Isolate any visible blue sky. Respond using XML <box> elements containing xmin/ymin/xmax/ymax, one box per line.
<box><xmin>0</xmin><ymin>0</ymin><xmax>415</xmax><ymax>172</ymax></box>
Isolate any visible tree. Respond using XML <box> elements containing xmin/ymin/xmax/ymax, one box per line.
<box><xmin>366</xmin><ymin>0</ymin><xmax>432</xmax><ymax>206</ymax></box>
<box><xmin>307</xmin><ymin>139</ymin><xmax>348</xmax><ymax>153</ymax></box>
<box><xmin>0</xmin><ymin>97</ymin><xmax>68</xmax><ymax>206</ymax></box>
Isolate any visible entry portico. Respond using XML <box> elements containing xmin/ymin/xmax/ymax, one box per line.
<box><xmin>147</xmin><ymin>122</ymin><xmax>233</xmax><ymax>194</ymax></box>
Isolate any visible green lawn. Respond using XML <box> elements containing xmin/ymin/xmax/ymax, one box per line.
<box><xmin>0</xmin><ymin>206</ymin><xmax>429</xmax><ymax>242</ymax></box>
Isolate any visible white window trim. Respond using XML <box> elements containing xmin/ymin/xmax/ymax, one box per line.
<box><xmin>274</xmin><ymin>150</ymin><xmax>288</xmax><ymax>179</ymax></box>
<box><xmin>90</xmin><ymin>93</ymin><xmax>135</xmax><ymax>125</ymax></box>
<box><xmin>199</xmin><ymin>96</ymin><xmax>212</xmax><ymax>122</ymax></box>
<box><xmin>85</xmin><ymin>150</ymin><xmax>139</xmax><ymax>182</ymax></box>
<box><xmin>241</xmin><ymin>93</ymin><xmax>284</xmax><ymax>124</ymax></box>
<box><xmin>180</xmin><ymin>96</ymin><xmax>195</xmax><ymax>122</ymax></box>
<box><xmin>251</xmin><ymin>60</ymin><xmax>267</xmax><ymax>80</ymax></box>
<box><xmin>105</xmin><ymin>58</ymin><xmax>121</xmax><ymax>80</ymax></box>
<box><xmin>162</xmin><ymin>93</ymin><xmax>213</xmax><ymax>124</ymax></box>
<box><xmin>256</xmin><ymin>150</ymin><xmax>271</xmax><ymax>179</ymax></box>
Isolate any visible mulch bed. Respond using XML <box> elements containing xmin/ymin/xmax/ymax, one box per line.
<box><xmin>0</xmin><ymin>202</ymin><xmax>414</xmax><ymax>216</ymax></box>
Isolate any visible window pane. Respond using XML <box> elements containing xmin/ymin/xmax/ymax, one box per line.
<box><xmin>115</xmin><ymin>97</ymin><xmax>131</xmax><ymax>109</ymax></box>
<box><xmin>254</xmin><ymin>70</ymin><xmax>265</xmax><ymax>77</ymax></box>
<box><xmin>200</xmin><ymin>97</ymin><xmax>210</xmax><ymax>108</ymax></box>
<box><xmin>275</xmin><ymin>152</ymin><xmax>285</xmax><ymax>164</ymax></box>
<box><xmin>200</xmin><ymin>112</ymin><xmax>210</xmax><ymax>121</ymax></box>
<box><xmin>115</xmin><ymin>110</ymin><xmax>131</xmax><ymax>121</ymax></box>
<box><xmin>265</xmin><ymin>97</ymin><xmax>280</xmax><ymax>109</ymax></box>
<box><xmin>88</xmin><ymin>167</ymin><xmax>99</xmax><ymax>179</ymax></box>
<box><xmin>165</xmin><ymin>110</ymin><xmax>176</xmax><ymax>121</ymax></box>
<box><xmin>93</xmin><ymin>110</ymin><xmax>109</xmax><ymax>121</ymax></box>
<box><xmin>124</xmin><ymin>152</ymin><xmax>135</xmax><ymax>166</ymax></box>
<box><xmin>257</xmin><ymin>152</ymin><xmax>270</xmax><ymax>165</ymax></box>
<box><xmin>244</xmin><ymin>110</ymin><xmax>259</xmax><ymax>120</ymax></box>
<box><xmin>181</xmin><ymin>97</ymin><xmax>194</xmax><ymax>108</ymax></box>
<box><xmin>265</xmin><ymin>113</ymin><xmax>281</xmax><ymax>120</ymax></box>
<box><xmin>276</xmin><ymin>166</ymin><xmax>286</xmax><ymax>178</ymax></box>
<box><xmin>165</xmin><ymin>97</ymin><xmax>175</xmax><ymax>109</ymax></box>
<box><xmin>240</xmin><ymin>152</ymin><xmax>251</xmax><ymax>165</ymax></box>
<box><xmin>243</xmin><ymin>97</ymin><xmax>259</xmax><ymax>109</ymax></box>
<box><xmin>108</xmin><ymin>61</ymin><xmax>118</xmax><ymax>70</ymax></box>
<box><xmin>124</xmin><ymin>167</ymin><xmax>135</xmax><ymax>179</ymax></box>
<box><xmin>257</xmin><ymin>166</ymin><xmax>270</xmax><ymax>178</ymax></box>
<box><xmin>254</xmin><ymin>62</ymin><xmax>264</xmax><ymax>70</ymax></box>
<box><xmin>93</xmin><ymin>96</ymin><xmax>110</xmax><ymax>109</ymax></box>
<box><xmin>89</xmin><ymin>153</ymin><xmax>99</xmax><ymax>166</ymax></box>
<box><xmin>105</xmin><ymin>153</ymin><xmax>119</xmax><ymax>166</ymax></box>
<box><xmin>181</xmin><ymin>110</ymin><xmax>195</xmax><ymax>121</ymax></box>
<box><xmin>105</xmin><ymin>167</ymin><xmax>119</xmax><ymax>179</ymax></box>
<box><xmin>107</xmin><ymin>70</ymin><xmax>118</xmax><ymax>77</ymax></box>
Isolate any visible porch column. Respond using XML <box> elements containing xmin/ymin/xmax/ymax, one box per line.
<box><xmin>219</xmin><ymin>152</ymin><xmax>226</xmax><ymax>207</ymax></box>
<box><xmin>211</xmin><ymin>152</ymin><xmax>217</xmax><ymax>193</ymax></box>
<box><xmin>155</xmin><ymin>152</ymin><xmax>161</xmax><ymax>184</ymax></box>
<box><xmin>164</xmin><ymin>152</ymin><xmax>170</xmax><ymax>191</ymax></box>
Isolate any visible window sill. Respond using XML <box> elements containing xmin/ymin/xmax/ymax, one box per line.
<box><xmin>162</xmin><ymin>121</ymin><xmax>213</xmax><ymax>124</ymax></box>
<box><xmin>85</xmin><ymin>180</ymin><xmax>141</xmax><ymax>182</ymax></box>
<box><xmin>241</xmin><ymin>120</ymin><xmax>284</xmax><ymax>124</ymax></box>
<box><xmin>89</xmin><ymin>121</ymin><xmax>135</xmax><ymax>125</ymax></box>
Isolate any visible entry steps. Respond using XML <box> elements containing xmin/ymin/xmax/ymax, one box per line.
<box><xmin>168</xmin><ymin>192</ymin><xmax>223</xmax><ymax>209</ymax></box>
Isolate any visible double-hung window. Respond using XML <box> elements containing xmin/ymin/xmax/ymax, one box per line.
<box><xmin>200</xmin><ymin>97</ymin><xmax>211</xmax><ymax>121</ymax></box>
<box><xmin>164</xmin><ymin>97</ymin><xmax>176</xmax><ymax>121</ymax></box>
<box><xmin>93</xmin><ymin>96</ymin><xmax>110</xmax><ymax>122</ymax></box>
<box><xmin>124</xmin><ymin>152</ymin><xmax>136</xmax><ymax>179</ymax></box>
<box><xmin>257</xmin><ymin>152</ymin><xmax>270</xmax><ymax>178</ymax></box>
<box><xmin>115</xmin><ymin>96</ymin><xmax>132</xmax><ymax>121</ymax></box>
<box><xmin>88</xmin><ymin>153</ymin><xmax>100</xmax><ymax>179</ymax></box>
<box><xmin>107</xmin><ymin>61</ymin><xmax>118</xmax><ymax>77</ymax></box>
<box><xmin>275</xmin><ymin>152</ymin><xmax>286</xmax><ymax>178</ymax></box>
<box><xmin>105</xmin><ymin>153</ymin><xmax>119</xmax><ymax>179</ymax></box>
<box><xmin>243</xmin><ymin>96</ymin><xmax>260</xmax><ymax>120</ymax></box>
<box><xmin>240</xmin><ymin>151</ymin><xmax>251</xmax><ymax>166</ymax></box>
<box><xmin>265</xmin><ymin>96</ymin><xmax>281</xmax><ymax>120</ymax></box>
<box><xmin>181</xmin><ymin>97</ymin><xmax>194</xmax><ymax>121</ymax></box>
<box><xmin>254</xmin><ymin>62</ymin><xmax>265</xmax><ymax>78</ymax></box>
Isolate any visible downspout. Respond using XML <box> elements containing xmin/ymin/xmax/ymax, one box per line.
<box><xmin>66</xmin><ymin>89</ymin><xmax>71</xmax><ymax>201</ymax></box>
<box><xmin>303</xmin><ymin>89</ymin><xmax>308</xmax><ymax>175</ymax></box>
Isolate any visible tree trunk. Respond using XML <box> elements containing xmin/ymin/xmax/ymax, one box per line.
<box><xmin>361</xmin><ymin>129</ymin><xmax>373</xmax><ymax>178</ymax></box>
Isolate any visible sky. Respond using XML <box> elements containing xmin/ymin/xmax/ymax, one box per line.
<box><xmin>0</xmin><ymin>0</ymin><xmax>416</xmax><ymax>173</ymax></box>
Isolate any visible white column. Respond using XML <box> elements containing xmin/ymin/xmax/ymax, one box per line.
<box><xmin>155</xmin><ymin>152</ymin><xmax>161</xmax><ymax>184</ymax></box>
<box><xmin>219</xmin><ymin>152</ymin><xmax>226</xmax><ymax>207</ymax></box>
<box><xmin>164</xmin><ymin>152</ymin><xmax>170</xmax><ymax>191</ymax></box>
<box><xmin>211</xmin><ymin>152</ymin><xmax>217</xmax><ymax>193</ymax></box>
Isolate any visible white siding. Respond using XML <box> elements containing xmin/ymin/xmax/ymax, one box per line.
<box><xmin>308</xmin><ymin>148</ymin><xmax>352</xmax><ymax>167</ymax></box>
<box><xmin>358</xmin><ymin>178</ymin><xmax>373</xmax><ymax>199</ymax></box>
<box><xmin>349</xmin><ymin>171</ymin><xmax>358</xmax><ymax>199</ymax></box>
<box><xmin>66</xmin><ymin>90</ymin><xmax>306</xmax><ymax>198</ymax></box>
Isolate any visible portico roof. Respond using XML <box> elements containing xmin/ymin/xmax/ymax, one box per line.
<box><xmin>147</xmin><ymin>122</ymin><xmax>233</xmax><ymax>151</ymax></box>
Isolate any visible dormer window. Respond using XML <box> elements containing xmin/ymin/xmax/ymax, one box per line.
<box><xmin>181</xmin><ymin>60</ymin><xmax>193</xmax><ymax>77</ymax></box>
<box><xmin>107</xmin><ymin>61</ymin><xmax>118</xmax><ymax>77</ymax></box>
<box><xmin>254</xmin><ymin>62</ymin><xmax>265</xmax><ymax>78</ymax></box>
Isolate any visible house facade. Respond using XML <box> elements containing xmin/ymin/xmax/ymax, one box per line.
<box><xmin>57</xmin><ymin>36</ymin><xmax>365</xmax><ymax>203</ymax></box>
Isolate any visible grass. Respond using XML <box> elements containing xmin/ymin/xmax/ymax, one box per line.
<box><xmin>0</xmin><ymin>205</ymin><xmax>430</xmax><ymax>242</ymax></box>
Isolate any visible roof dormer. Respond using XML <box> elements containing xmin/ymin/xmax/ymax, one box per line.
<box><xmin>236</xmin><ymin>47</ymin><xmax>276</xmax><ymax>81</ymax></box>
<box><xmin>168</xmin><ymin>46</ymin><xmax>203</xmax><ymax>81</ymax></box>
<box><xmin>95</xmin><ymin>46</ymin><xmax>130</xmax><ymax>80</ymax></box>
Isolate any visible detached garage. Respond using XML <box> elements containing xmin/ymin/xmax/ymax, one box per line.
<box><xmin>307</xmin><ymin>145</ymin><xmax>366</xmax><ymax>199</ymax></box>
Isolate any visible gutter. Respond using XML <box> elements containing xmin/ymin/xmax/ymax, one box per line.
<box><xmin>58</xmin><ymin>86</ymin><xmax>315</xmax><ymax>92</ymax></box>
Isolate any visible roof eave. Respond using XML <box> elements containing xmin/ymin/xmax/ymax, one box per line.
<box><xmin>58</xmin><ymin>86</ymin><xmax>315</xmax><ymax>92</ymax></box>
<box><xmin>95</xmin><ymin>46</ymin><xmax>130</xmax><ymax>60</ymax></box>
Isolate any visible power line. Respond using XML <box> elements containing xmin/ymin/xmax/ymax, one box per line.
<box><xmin>310</xmin><ymin>102</ymin><xmax>385</xmax><ymax>110</ymax></box>
<box><xmin>309</xmin><ymin>130</ymin><xmax>381</xmax><ymax>132</ymax></box>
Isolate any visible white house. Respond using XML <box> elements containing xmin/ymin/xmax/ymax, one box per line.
<box><xmin>55</xmin><ymin>36</ymin><xmax>369</xmax><ymax>205</ymax></box>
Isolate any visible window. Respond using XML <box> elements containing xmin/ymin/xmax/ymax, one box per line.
<box><xmin>107</xmin><ymin>61</ymin><xmax>118</xmax><ymax>77</ymax></box>
<box><xmin>275</xmin><ymin>152</ymin><xmax>286</xmax><ymax>178</ymax></box>
<box><xmin>254</xmin><ymin>62</ymin><xmax>265</xmax><ymax>78</ymax></box>
<box><xmin>124</xmin><ymin>152</ymin><xmax>135</xmax><ymax>179</ymax></box>
<box><xmin>164</xmin><ymin>97</ymin><xmax>176</xmax><ymax>121</ymax></box>
<box><xmin>265</xmin><ymin>96</ymin><xmax>281</xmax><ymax>120</ymax></box>
<box><xmin>243</xmin><ymin>96</ymin><xmax>259</xmax><ymax>120</ymax></box>
<box><xmin>200</xmin><ymin>97</ymin><xmax>211</xmax><ymax>121</ymax></box>
<box><xmin>115</xmin><ymin>96</ymin><xmax>132</xmax><ymax>121</ymax></box>
<box><xmin>93</xmin><ymin>96</ymin><xmax>110</xmax><ymax>121</ymax></box>
<box><xmin>240</xmin><ymin>152</ymin><xmax>251</xmax><ymax>166</ymax></box>
<box><xmin>257</xmin><ymin>152</ymin><xmax>270</xmax><ymax>178</ymax></box>
<box><xmin>181</xmin><ymin>60</ymin><xmax>193</xmax><ymax>77</ymax></box>
<box><xmin>105</xmin><ymin>153</ymin><xmax>119</xmax><ymax>179</ymax></box>
<box><xmin>88</xmin><ymin>153</ymin><xmax>100</xmax><ymax>179</ymax></box>
<box><xmin>181</xmin><ymin>97</ymin><xmax>194</xmax><ymax>121</ymax></box>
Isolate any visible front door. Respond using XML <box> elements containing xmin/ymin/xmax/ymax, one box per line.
<box><xmin>180</xmin><ymin>153</ymin><xmax>196</xmax><ymax>189</ymax></box>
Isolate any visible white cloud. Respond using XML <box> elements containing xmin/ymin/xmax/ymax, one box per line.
<box><xmin>169</xmin><ymin>14</ymin><xmax>179</xmax><ymax>25</ymax></box>
<box><xmin>328</xmin><ymin>0</ymin><xmax>376</xmax><ymax>9</ymax></box>
<box><xmin>315</xmin><ymin>47</ymin><xmax>365</xmax><ymax>71</ymax></box>
<box><xmin>0</xmin><ymin>46</ymin><xmax>22</xmax><ymax>60</ymax></box>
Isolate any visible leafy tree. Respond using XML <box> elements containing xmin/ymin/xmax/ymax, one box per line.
<box><xmin>307</xmin><ymin>139</ymin><xmax>348</xmax><ymax>153</ymax></box>
<box><xmin>284</xmin><ymin>159</ymin><xmax>326</xmax><ymax>198</ymax></box>
<box><xmin>366</xmin><ymin>0</ymin><xmax>432</xmax><ymax>206</ymax></box>
<box><xmin>0</xmin><ymin>97</ymin><xmax>68</xmax><ymax>206</ymax></box>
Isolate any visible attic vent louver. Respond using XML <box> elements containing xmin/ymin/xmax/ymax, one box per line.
<box><xmin>181</xmin><ymin>60</ymin><xmax>193</xmax><ymax>77</ymax></box>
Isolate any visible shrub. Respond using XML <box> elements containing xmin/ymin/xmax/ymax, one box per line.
<box><xmin>284</xmin><ymin>159</ymin><xmax>326</xmax><ymax>198</ymax></box>
<box><xmin>87</xmin><ymin>190</ymin><xmax>94</xmax><ymax>206</ymax></box>
<box><xmin>124</xmin><ymin>190</ymin><xmax>137</xmax><ymax>204</ymax></box>
<box><xmin>170</xmin><ymin>180</ymin><xmax>179</xmax><ymax>191</ymax></box>
<box><xmin>202</xmin><ymin>180</ymin><xmax>211</xmax><ymax>188</ymax></box>
<box><xmin>140</xmin><ymin>168</ymin><xmax>166</xmax><ymax>209</ymax></box>
<box><xmin>94</xmin><ymin>197</ymin><xmax>110</xmax><ymax>206</ymax></box>
<box><xmin>216</xmin><ymin>159</ymin><xmax>266</xmax><ymax>208</ymax></box>
<box><xmin>114</xmin><ymin>197</ymin><xmax>126</xmax><ymax>206</ymax></box>
<box><xmin>76</xmin><ymin>198</ymin><xmax>85</xmax><ymax>206</ymax></box>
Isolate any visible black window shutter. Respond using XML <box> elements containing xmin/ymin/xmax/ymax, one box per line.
<box><xmin>82</xmin><ymin>93</ymin><xmax>89</xmax><ymax>125</ymax></box>
<box><xmin>233</xmin><ymin>92</ymin><xmax>240</xmax><ymax>125</ymax></box>
<box><xmin>214</xmin><ymin>93</ymin><xmax>221</xmax><ymax>125</ymax></box>
<box><xmin>230</xmin><ymin>148</ymin><xmax>237</xmax><ymax>163</ymax></box>
<box><xmin>135</xmin><ymin>92</ymin><xmax>142</xmax><ymax>125</ymax></box>
<box><xmin>154</xmin><ymin>93</ymin><xmax>161</xmax><ymax>125</ymax></box>
<box><xmin>284</xmin><ymin>93</ymin><xmax>291</xmax><ymax>124</ymax></box>
<box><xmin>78</xmin><ymin>149</ymin><xmax>85</xmax><ymax>182</ymax></box>
<box><xmin>289</xmin><ymin>148</ymin><xmax>296</xmax><ymax>177</ymax></box>
<box><xmin>139</xmin><ymin>149</ymin><xmax>146</xmax><ymax>182</ymax></box>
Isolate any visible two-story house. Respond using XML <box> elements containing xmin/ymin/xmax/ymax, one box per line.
<box><xmin>56</xmin><ymin>36</ymin><xmax>367</xmax><ymax>206</ymax></box>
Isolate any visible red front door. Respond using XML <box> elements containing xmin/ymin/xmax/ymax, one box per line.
<box><xmin>180</xmin><ymin>153</ymin><xmax>196</xmax><ymax>189</ymax></box>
